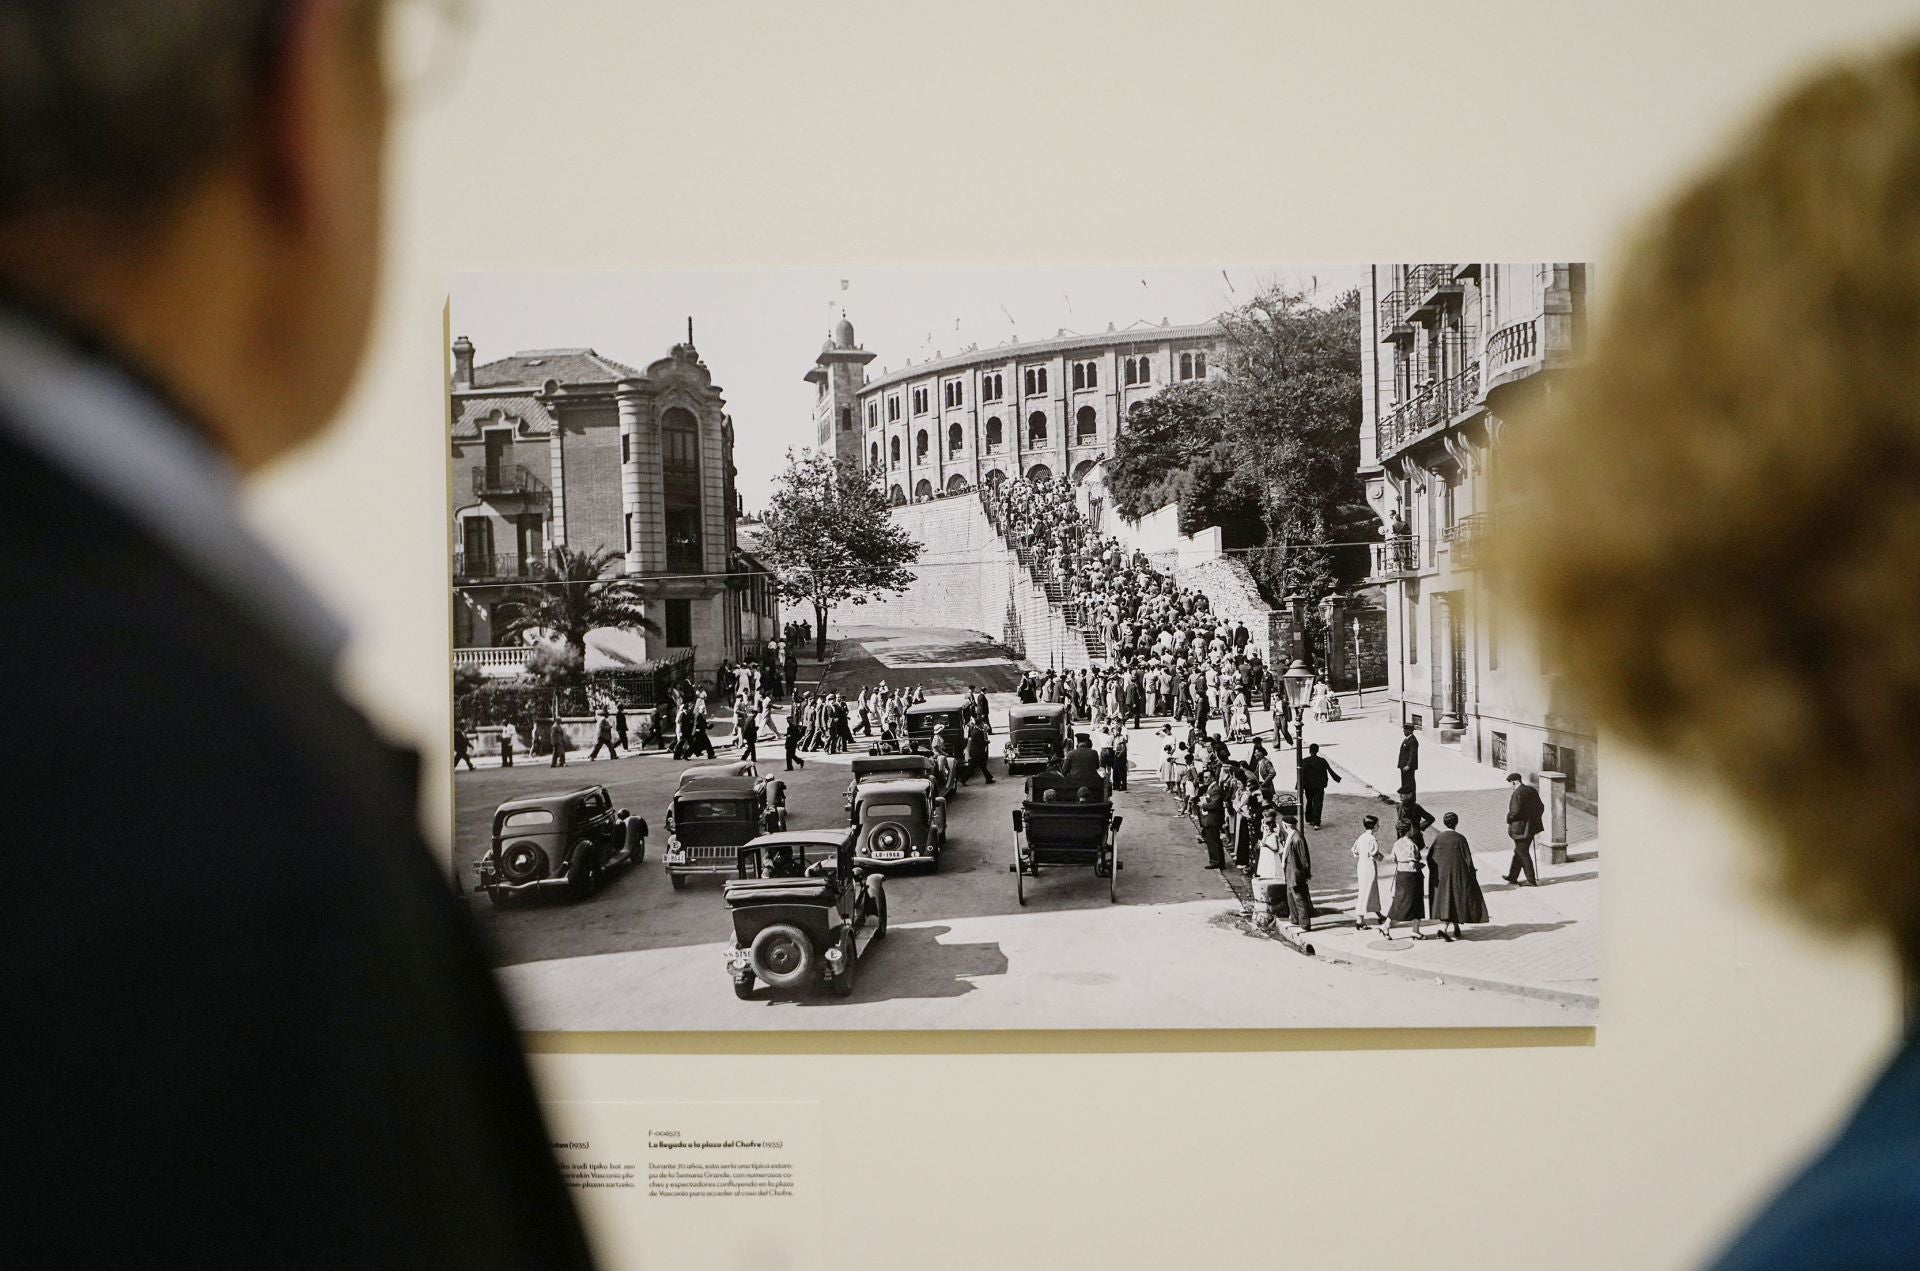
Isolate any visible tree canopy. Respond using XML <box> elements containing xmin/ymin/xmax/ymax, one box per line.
<box><xmin>495</xmin><ymin>545</ymin><xmax>655</xmax><ymax>688</ymax></box>
<box><xmin>757</xmin><ymin>450</ymin><xmax>923</xmax><ymax>659</ymax></box>
<box><xmin>1103</xmin><ymin>287</ymin><xmax>1369</xmax><ymax>609</ymax></box>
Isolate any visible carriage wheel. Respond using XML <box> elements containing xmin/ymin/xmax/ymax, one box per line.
<box><xmin>1109</xmin><ymin>852</ymin><xmax>1118</xmax><ymax>903</ymax></box>
<box><xmin>1015</xmin><ymin>856</ymin><xmax>1026</xmax><ymax>906</ymax></box>
<box><xmin>873</xmin><ymin>887</ymin><xmax>889</xmax><ymax>939</ymax></box>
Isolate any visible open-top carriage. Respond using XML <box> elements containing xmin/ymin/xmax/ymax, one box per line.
<box><xmin>1004</xmin><ymin>702</ymin><xmax>1071</xmax><ymax>774</ymax></box>
<box><xmin>663</xmin><ymin>762</ymin><xmax>787</xmax><ymax>889</ymax></box>
<box><xmin>1009</xmin><ymin>773</ymin><xmax>1124</xmax><ymax>905</ymax></box>
<box><xmin>722</xmin><ymin>831</ymin><xmax>887</xmax><ymax>1000</ymax></box>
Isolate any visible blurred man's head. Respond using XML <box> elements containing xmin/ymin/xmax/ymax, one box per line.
<box><xmin>0</xmin><ymin>0</ymin><xmax>397</xmax><ymax>470</ymax></box>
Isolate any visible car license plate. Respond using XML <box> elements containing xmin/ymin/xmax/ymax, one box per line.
<box><xmin>873</xmin><ymin>850</ymin><xmax>905</xmax><ymax>861</ymax></box>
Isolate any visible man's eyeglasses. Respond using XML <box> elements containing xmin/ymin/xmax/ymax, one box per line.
<box><xmin>383</xmin><ymin>0</ymin><xmax>478</xmax><ymax>103</ymax></box>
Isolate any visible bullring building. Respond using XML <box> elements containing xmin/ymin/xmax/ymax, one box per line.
<box><xmin>806</xmin><ymin>314</ymin><xmax>1222</xmax><ymax>500</ymax></box>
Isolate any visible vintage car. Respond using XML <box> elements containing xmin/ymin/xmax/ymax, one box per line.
<box><xmin>475</xmin><ymin>785</ymin><xmax>647</xmax><ymax>905</ymax></box>
<box><xmin>904</xmin><ymin>694</ymin><xmax>969</xmax><ymax>758</ymax></box>
<box><xmin>664</xmin><ymin>762</ymin><xmax>788</xmax><ymax>890</ymax></box>
<box><xmin>1004</xmin><ymin>701</ymin><xmax>1071</xmax><ymax>774</ymax></box>
<box><xmin>1009</xmin><ymin>773</ymin><xmax>1123</xmax><ymax>904</ymax></box>
<box><xmin>851</xmin><ymin>777</ymin><xmax>947</xmax><ymax>871</ymax></box>
<box><xmin>723</xmin><ymin>830</ymin><xmax>887</xmax><ymax>1000</ymax></box>
<box><xmin>843</xmin><ymin>752</ymin><xmax>951</xmax><ymax>823</ymax></box>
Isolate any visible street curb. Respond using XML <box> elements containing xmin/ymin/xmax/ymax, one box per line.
<box><xmin>1312</xmin><ymin>936</ymin><xmax>1599</xmax><ymax>1011</ymax></box>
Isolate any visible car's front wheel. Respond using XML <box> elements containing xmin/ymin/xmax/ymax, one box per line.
<box><xmin>669</xmin><ymin>873</ymin><xmax>689</xmax><ymax>891</ymax></box>
<box><xmin>568</xmin><ymin>847</ymin><xmax>602</xmax><ymax>900</ymax></box>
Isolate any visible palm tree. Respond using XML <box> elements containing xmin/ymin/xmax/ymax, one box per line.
<box><xmin>495</xmin><ymin>546</ymin><xmax>657</xmax><ymax>689</ymax></box>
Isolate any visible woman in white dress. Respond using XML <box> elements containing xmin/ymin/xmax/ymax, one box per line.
<box><xmin>1310</xmin><ymin>676</ymin><xmax>1334</xmax><ymax>722</ymax></box>
<box><xmin>1350</xmin><ymin>813</ymin><xmax>1384</xmax><ymax>927</ymax></box>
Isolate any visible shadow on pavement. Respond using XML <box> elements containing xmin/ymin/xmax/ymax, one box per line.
<box><xmin>739</xmin><ymin>925</ymin><xmax>1007</xmax><ymax>1008</ymax></box>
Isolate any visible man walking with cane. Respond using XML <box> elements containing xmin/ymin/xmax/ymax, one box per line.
<box><xmin>1505</xmin><ymin>771</ymin><xmax>1545</xmax><ymax>886</ymax></box>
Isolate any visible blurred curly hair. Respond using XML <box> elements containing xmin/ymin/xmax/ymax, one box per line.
<box><xmin>1502</xmin><ymin>43</ymin><xmax>1920</xmax><ymax>947</ymax></box>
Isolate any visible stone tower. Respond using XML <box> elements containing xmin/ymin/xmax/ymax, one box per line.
<box><xmin>804</xmin><ymin>311</ymin><xmax>875</xmax><ymax>467</ymax></box>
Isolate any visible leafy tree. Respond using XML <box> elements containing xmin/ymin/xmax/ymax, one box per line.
<box><xmin>1103</xmin><ymin>287</ymin><xmax>1367</xmax><ymax>613</ymax></box>
<box><xmin>495</xmin><ymin>545</ymin><xmax>656</xmax><ymax>690</ymax></box>
<box><xmin>758</xmin><ymin>449</ymin><xmax>922</xmax><ymax>660</ymax></box>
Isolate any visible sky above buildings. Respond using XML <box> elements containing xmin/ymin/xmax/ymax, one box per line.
<box><xmin>449</xmin><ymin>264</ymin><xmax>1367</xmax><ymax>510</ymax></box>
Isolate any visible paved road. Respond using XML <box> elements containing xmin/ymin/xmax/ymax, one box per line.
<box><xmin>453</xmin><ymin>626</ymin><xmax>1585</xmax><ymax>1029</ymax></box>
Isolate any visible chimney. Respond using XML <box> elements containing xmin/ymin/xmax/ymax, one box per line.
<box><xmin>452</xmin><ymin>335</ymin><xmax>475</xmax><ymax>389</ymax></box>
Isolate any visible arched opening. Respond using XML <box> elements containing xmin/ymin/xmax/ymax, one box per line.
<box><xmin>984</xmin><ymin>468</ymin><xmax>1006</xmax><ymax>488</ymax></box>
<box><xmin>1072</xmin><ymin>458</ymin><xmax>1097</xmax><ymax>485</ymax></box>
<box><xmin>889</xmin><ymin>436</ymin><xmax>901</xmax><ymax>467</ymax></box>
<box><xmin>946</xmin><ymin>473</ymin><xmax>970</xmax><ymax>494</ymax></box>
<box><xmin>869</xmin><ymin>442</ymin><xmax>879</xmax><ymax>468</ymax></box>
<box><xmin>1026</xmin><ymin>464</ymin><xmax>1053</xmax><ymax>483</ymax></box>
<box><xmin>1179</xmin><ymin>352</ymin><xmax>1194</xmax><ymax>379</ymax></box>
<box><xmin>1027</xmin><ymin>411</ymin><xmax>1047</xmax><ymax>447</ymax></box>
<box><xmin>1074</xmin><ymin>405</ymin><xmax>1097</xmax><ymax>444</ymax></box>
<box><xmin>947</xmin><ymin>423</ymin><xmax>963</xmax><ymax>454</ymax></box>
<box><xmin>913</xmin><ymin>479</ymin><xmax>933</xmax><ymax>501</ymax></box>
<box><xmin>985</xmin><ymin>416</ymin><xmax>1003</xmax><ymax>449</ymax></box>
<box><xmin>889</xmin><ymin>484</ymin><xmax>907</xmax><ymax>506</ymax></box>
<box><xmin>915</xmin><ymin>429</ymin><xmax>929</xmax><ymax>461</ymax></box>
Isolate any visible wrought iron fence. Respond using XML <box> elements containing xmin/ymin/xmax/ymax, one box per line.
<box><xmin>453</xmin><ymin>552</ymin><xmax>551</xmax><ymax>582</ymax></box>
<box><xmin>471</xmin><ymin>464</ymin><xmax>550</xmax><ymax>498</ymax></box>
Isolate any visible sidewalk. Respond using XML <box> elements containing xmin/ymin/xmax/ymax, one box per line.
<box><xmin>1111</xmin><ymin>697</ymin><xmax>1599</xmax><ymax>1011</ymax></box>
<box><xmin>1283</xmin><ymin>700</ymin><xmax>1598</xmax><ymax>1008</ymax></box>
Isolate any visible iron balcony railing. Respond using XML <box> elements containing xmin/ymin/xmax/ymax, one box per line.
<box><xmin>1377</xmin><ymin>289</ymin><xmax>1411</xmax><ymax>338</ymax></box>
<box><xmin>453</xmin><ymin>552</ymin><xmax>552</xmax><ymax>582</ymax></box>
<box><xmin>472</xmin><ymin>464</ymin><xmax>550</xmax><ymax>499</ymax></box>
<box><xmin>1405</xmin><ymin>263</ymin><xmax>1456</xmax><ymax>299</ymax></box>
<box><xmin>1373</xmin><ymin>362</ymin><xmax>1482</xmax><ymax>456</ymax></box>
<box><xmin>1444</xmin><ymin>513</ymin><xmax>1490</xmax><ymax>571</ymax></box>
<box><xmin>1368</xmin><ymin>537</ymin><xmax>1422</xmax><ymax>580</ymax></box>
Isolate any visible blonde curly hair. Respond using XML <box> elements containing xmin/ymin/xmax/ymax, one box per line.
<box><xmin>1502</xmin><ymin>45</ymin><xmax>1920</xmax><ymax>946</ymax></box>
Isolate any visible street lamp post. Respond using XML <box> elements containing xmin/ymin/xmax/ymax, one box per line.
<box><xmin>1351</xmin><ymin>617</ymin><xmax>1364</xmax><ymax>707</ymax></box>
<box><xmin>1281</xmin><ymin>657</ymin><xmax>1314</xmax><ymax>836</ymax></box>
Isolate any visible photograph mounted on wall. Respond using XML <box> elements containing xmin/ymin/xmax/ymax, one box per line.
<box><xmin>445</xmin><ymin>264</ymin><xmax>1598</xmax><ymax>1031</ymax></box>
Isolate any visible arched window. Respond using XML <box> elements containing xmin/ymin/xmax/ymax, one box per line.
<box><xmin>1026</xmin><ymin>463</ymin><xmax>1052</xmax><ymax>483</ymax></box>
<box><xmin>947</xmin><ymin>423</ymin><xmax>964</xmax><ymax>454</ymax></box>
<box><xmin>1194</xmin><ymin>351</ymin><xmax>1207</xmax><ymax>377</ymax></box>
<box><xmin>984</xmin><ymin>468</ymin><xmax>1006</xmax><ymax>488</ymax></box>
<box><xmin>1136</xmin><ymin>356</ymin><xmax>1151</xmax><ymax>384</ymax></box>
<box><xmin>869</xmin><ymin>442</ymin><xmax>879</xmax><ymax>468</ymax></box>
<box><xmin>889</xmin><ymin>485</ymin><xmax>907</xmax><ymax>506</ymax></box>
<box><xmin>889</xmin><ymin>436</ymin><xmax>901</xmax><ymax>467</ymax></box>
<box><xmin>1179</xmin><ymin>352</ymin><xmax>1194</xmax><ymax>379</ymax></box>
<box><xmin>1124</xmin><ymin>358</ymin><xmax>1137</xmax><ymax>387</ymax></box>
<box><xmin>914</xmin><ymin>479</ymin><xmax>933</xmax><ymax>501</ymax></box>
<box><xmin>985</xmin><ymin>416</ymin><xmax>1003</xmax><ymax>449</ymax></box>
<box><xmin>1072</xmin><ymin>459</ymin><xmax>1097</xmax><ymax>484</ymax></box>
<box><xmin>915</xmin><ymin>429</ymin><xmax>929</xmax><ymax>460</ymax></box>
<box><xmin>1075</xmin><ymin>405</ymin><xmax>1097</xmax><ymax>444</ymax></box>
<box><xmin>1027</xmin><ymin>411</ymin><xmax>1048</xmax><ymax>447</ymax></box>
<box><xmin>1072</xmin><ymin>363</ymin><xmax>1085</xmax><ymax>390</ymax></box>
<box><xmin>946</xmin><ymin>473</ymin><xmax>970</xmax><ymax>494</ymax></box>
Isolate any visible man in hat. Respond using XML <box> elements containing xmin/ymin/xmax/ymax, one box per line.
<box><xmin>1504</xmin><ymin>771</ymin><xmax>1545</xmax><ymax>886</ymax></box>
<box><xmin>1397</xmin><ymin>722</ymin><xmax>1420</xmax><ymax>797</ymax></box>
<box><xmin>1297</xmin><ymin>742</ymin><xmax>1342</xmax><ymax>830</ymax></box>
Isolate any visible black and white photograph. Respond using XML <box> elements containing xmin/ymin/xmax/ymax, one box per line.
<box><xmin>446</xmin><ymin>263</ymin><xmax>1598</xmax><ymax>1030</ymax></box>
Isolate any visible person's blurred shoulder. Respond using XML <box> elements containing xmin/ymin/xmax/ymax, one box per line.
<box><xmin>1711</xmin><ymin>1037</ymin><xmax>1920</xmax><ymax>1270</ymax></box>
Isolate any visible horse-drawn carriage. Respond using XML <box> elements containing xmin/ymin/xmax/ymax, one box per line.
<box><xmin>1008</xmin><ymin>773</ymin><xmax>1123</xmax><ymax>905</ymax></box>
<box><xmin>722</xmin><ymin>831</ymin><xmax>887</xmax><ymax>1000</ymax></box>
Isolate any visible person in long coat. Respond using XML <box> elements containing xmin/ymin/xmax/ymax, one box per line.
<box><xmin>1427</xmin><ymin>811</ymin><xmax>1490</xmax><ymax>940</ymax></box>
<box><xmin>1505</xmin><ymin>771</ymin><xmax>1546</xmax><ymax>886</ymax></box>
<box><xmin>1350</xmin><ymin>814</ymin><xmax>1384</xmax><ymax>927</ymax></box>
<box><xmin>1280</xmin><ymin>820</ymin><xmax>1313</xmax><ymax>931</ymax></box>
<box><xmin>1397</xmin><ymin>723</ymin><xmax>1420</xmax><ymax>797</ymax></box>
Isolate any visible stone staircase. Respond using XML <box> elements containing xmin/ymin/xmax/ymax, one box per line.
<box><xmin>977</xmin><ymin>490</ymin><xmax>1100</xmax><ymax>670</ymax></box>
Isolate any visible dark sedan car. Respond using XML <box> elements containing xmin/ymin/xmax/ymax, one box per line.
<box><xmin>475</xmin><ymin>785</ymin><xmax>647</xmax><ymax>905</ymax></box>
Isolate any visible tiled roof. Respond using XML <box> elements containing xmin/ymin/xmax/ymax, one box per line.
<box><xmin>861</xmin><ymin>320</ymin><xmax>1223</xmax><ymax>393</ymax></box>
<box><xmin>452</xmin><ymin>392</ymin><xmax>554</xmax><ymax>440</ymax></box>
<box><xmin>472</xmin><ymin>347</ymin><xmax>643</xmax><ymax>390</ymax></box>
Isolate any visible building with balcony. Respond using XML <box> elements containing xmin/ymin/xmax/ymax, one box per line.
<box><xmin>1359</xmin><ymin>262</ymin><xmax>1597</xmax><ymax>809</ymax></box>
<box><xmin>450</xmin><ymin>334</ymin><xmax>764</xmax><ymax>678</ymax></box>
<box><xmin>809</xmin><ymin>314</ymin><xmax>1223</xmax><ymax>501</ymax></box>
